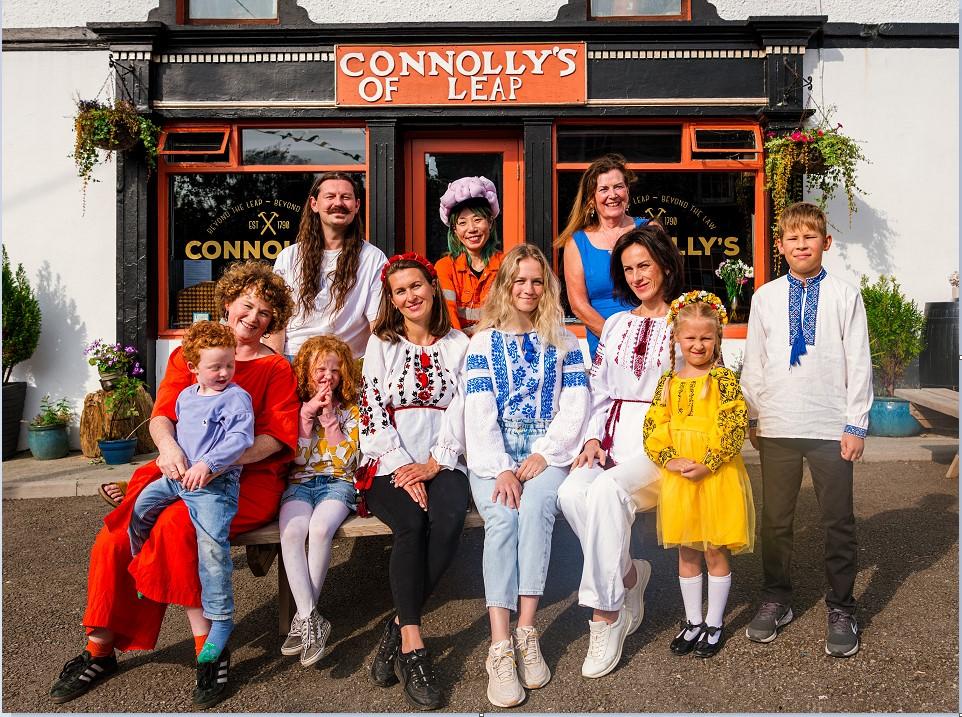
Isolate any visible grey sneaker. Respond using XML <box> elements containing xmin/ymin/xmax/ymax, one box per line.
<box><xmin>300</xmin><ymin>609</ymin><xmax>332</xmax><ymax>667</ymax></box>
<box><xmin>745</xmin><ymin>602</ymin><xmax>794</xmax><ymax>643</ymax></box>
<box><xmin>825</xmin><ymin>609</ymin><xmax>859</xmax><ymax>657</ymax></box>
<box><xmin>280</xmin><ymin>614</ymin><xmax>304</xmax><ymax>656</ymax></box>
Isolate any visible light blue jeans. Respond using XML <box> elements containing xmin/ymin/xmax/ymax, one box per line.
<box><xmin>129</xmin><ymin>469</ymin><xmax>241</xmax><ymax>621</ymax></box>
<box><xmin>468</xmin><ymin>418</ymin><xmax>568</xmax><ymax>610</ymax></box>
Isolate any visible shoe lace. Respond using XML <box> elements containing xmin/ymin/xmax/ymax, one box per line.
<box><xmin>376</xmin><ymin>619</ymin><xmax>400</xmax><ymax>660</ymax></box>
<box><xmin>59</xmin><ymin>653</ymin><xmax>89</xmax><ymax>679</ymax></box>
<box><xmin>288</xmin><ymin>616</ymin><xmax>303</xmax><ymax>639</ymax></box>
<box><xmin>756</xmin><ymin>601</ymin><xmax>783</xmax><ymax>620</ymax></box>
<box><xmin>517</xmin><ymin>629</ymin><xmax>541</xmax><ymax>667</ymax></box>
<box><xmin>407</xmin><ymin>652</ymin><xmax>438</xmax><ymax>689</ymax></box>
<box><xmin>828</xmin><ymin>609</ymin><xmax>855</xmax><ymax>634</ymax></box>
<box><xmin>196</xmin><ymin>660</ymin><xmax>217</xmax><ymax>689</ymax></box>
<box><xmin>586</xmin><ymin>623</ymin><xmax>610</xmax><ymax>660</ymax></box>
<box><xmin>492</xmin><ymin>645</ymin><xmax>518</xmax><ymax>681</ymax></box>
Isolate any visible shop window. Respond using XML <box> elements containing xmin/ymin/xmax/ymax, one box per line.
<box><xmin>159</xmin><ymin>128</ymin><xmax>231</xmax><ymax>164</ymax></box>
<box><xmin>689</xmin><ymin>126</ymin><xmax>761</xmax><ymax>161</ymax></box>
<box><xmin>180</xmin><ymin>0</ymin><xmax>278</xmax><ymax>23</ymax></box>
<box><xmin>557</xmin><ymin>126</ymin><xmax>681</xmax><ymax>164</ymax></box>
<box><xmin>590</xmin><ymin>0</ymin><xmax>690</xmax><ymax>20</ymax></box>
<box><xmin>242</xmin><ymin>128</ymin><xmax>366</xmax><ymax>166</ymax></box>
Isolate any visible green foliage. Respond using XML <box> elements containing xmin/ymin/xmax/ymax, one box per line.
<box><xmin>2</xmin><ymin>246</ymin><xmax>42</xmax><ymax>383</ymax></box>
<box><xmin>31</xmin><ymin>395</ymin><xmax>73</xmax><ymax>427</ymax></box>
<box><xmin>103</xmin><ymin>375</ymin><xmax>144</xmax><ymax>439</ymax></box>
<box><xmin>860</xmin><ymin>275</ymin><xmax>926</xmax><ymax>397</ymax></box>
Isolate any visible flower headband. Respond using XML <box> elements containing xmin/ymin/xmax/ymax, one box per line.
<box><xmin>667</xmin><ymin>290</ymin><xmax>729</xmax><ymax>326</ymax></box>
<box><xmin>380</xmin><ymin>252</ymin><xmax>438</xmax><ymax>283</ymax></box>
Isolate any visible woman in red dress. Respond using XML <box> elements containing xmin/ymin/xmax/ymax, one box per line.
<box><xmin>50</xmin><ymin>261</ymin><xmax>298</xmax><ymax>709</ymax></box>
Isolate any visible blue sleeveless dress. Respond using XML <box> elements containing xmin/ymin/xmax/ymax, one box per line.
<box><xmin>572</xmin><ymin>216</ymin><xmax>648</xmax><ymax>358</ymax></box>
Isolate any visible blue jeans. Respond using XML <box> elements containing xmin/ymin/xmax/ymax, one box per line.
<box><xmin>129</xmin><ymin>469</ymin><xmax>241</xmax><ymax>621</ymax></box>
<box><xmin>281</xmin><ymin>474</ymin><xmax>357</xmax><ymax>511</ymax></box>
<box><xmin>468</xmin><ymin>418</ymin><xmax>567</xmax><ymax>610</ymax></box>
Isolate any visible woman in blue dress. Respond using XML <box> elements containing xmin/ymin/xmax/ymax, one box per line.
<box><xmin>555</xmin><ymin>154</ymin><xmax>649</xmax><ymax>359</ymax></box>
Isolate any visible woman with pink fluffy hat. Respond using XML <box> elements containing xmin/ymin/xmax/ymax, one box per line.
<box><xmin>434</xmin><ymin>176</ymin><xmax>504</xmax><ymax>336</ymax></box>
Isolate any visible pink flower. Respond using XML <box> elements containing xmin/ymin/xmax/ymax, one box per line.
<box><xmin>790</xmin><ymin>131</ymin><xmax>803</xmax><ymax>141</ymax></box>
<box><xmin>817</xmin><ymin>129</ymin><xmax>824</xmax><ymax>136</ymax></box>
<box><xmin>765</xmin><ymin>131</ymin><xmax>776</xmax><ymax>139</ymax></box>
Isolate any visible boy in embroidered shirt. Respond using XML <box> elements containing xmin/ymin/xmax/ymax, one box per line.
<box><xmin>740</xmin><ymin>202</ymin><xmax>873</xmax><ymax>658</ymax></box>
<box><xmin>128</xmin><ymin>321</ymin><xmax>254</xmax><ymax>667</ymax></box>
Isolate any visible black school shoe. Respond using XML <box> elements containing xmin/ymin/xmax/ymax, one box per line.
<box><xmin>693</xmin><ymin>624</ymin><xmax>726</xmax><ymax>658</ymax></box>
<box><xmin>49</xmin><ymin>650</ymin><xmax>119</xmax><ymax>704</ymax></box>
<box><xmin>669</xmin><ymin>621</ymin><xmax>706</xmax><ymax>656</ymax></box>
<box><xmin>394</xmin><ymin>647</ymin><xmax>443</xmax><ymax>710</ymax></box>
<box><xmin>370</xmin><ymin>616</ymin><xmax>401</xmax><ymax>687</ymax></box>
<box><xmin>193</xmin><ymin>647</ymin><xmax>231</xmax><ymax>709</ymax></box>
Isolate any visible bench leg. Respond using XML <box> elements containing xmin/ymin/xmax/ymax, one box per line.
<box><xmin>947</xmin><ymin>453</ymin><xmax>959</xmax><ymax>480</ymax></box>
<box><xmin>277</xmin><ymin>552</ymin><xmax>296</xmax><ymax>635</ymax></box>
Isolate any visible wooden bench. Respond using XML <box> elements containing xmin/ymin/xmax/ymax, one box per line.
<box><xmin>894</xmin><ymin>388</ymin><xmax>960</xmax><ymax>478</ymax></box>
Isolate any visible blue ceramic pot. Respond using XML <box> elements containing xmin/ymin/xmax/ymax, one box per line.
<box><xmin>98</xmin><ymin>438</ymin><xmax>138</xmax><ymax>465</ymax></box>
<box><xmin>868</xmin><ymin>397</ymin><xmax>922</xmax><ymax>437</ymax></box>
<box><xmin>27</xmin><ymin>424</ymin><xmax>69</xmax><ymax>460</ymax></box>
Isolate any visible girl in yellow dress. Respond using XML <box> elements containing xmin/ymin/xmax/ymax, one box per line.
<box><xmin>643</xmin><ymin>291</ymin><xmax>754</xmax><ymax>659</ymax></box>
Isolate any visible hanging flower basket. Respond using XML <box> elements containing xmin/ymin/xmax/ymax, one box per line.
<box><xmin>91</xmin><ymin>122</ymin><xmax>140</xmax><ymax>152</ymax></box>
<box><xmin>789</xmin><ymin>145</ymin><xmax>827</xmax><ymax>175</ymax></box>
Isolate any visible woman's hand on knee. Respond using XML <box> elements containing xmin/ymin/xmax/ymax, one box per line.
<box><xmin>573</xmin><ymin>439</ymin><xmax>606</xmax><ymax>469</ymax></box>
<box><xmin>492</xmin><ymin>471</ymin><xmax>522</xmax><ymax>509</ymax></box>
<box><xmin>393</xmin><ymin>456</ymin><xmax>440</xmax><ymax>487</ymax></box>
<box><xmin>402</xmin><ymin>482</ymin><xmax>428</xmax><ymax>511</ymax></box>
<box><xmin>516</xmin><ymin>453</ymin><xmax>547</xmax><ymax>482</ymax></box>
<box><xmin>156</xmin><ymin>440</ymin><xmax>189</xmax><ymax>482</ymax></box>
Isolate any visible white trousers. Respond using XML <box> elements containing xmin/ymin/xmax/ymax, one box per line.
<box><xmin>557</xmin><ymin>452</ymin><xmax>661</xmax><ymax>611</ymax></box>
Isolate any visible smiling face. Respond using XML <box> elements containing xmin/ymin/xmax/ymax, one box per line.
<box><xmin>309</xmin><ymin>351</ymin><xmax>342</xmax><ymax>394</ymax></box>
<box><xmin>309</xmin><ymin>178</ymin><xmax>359</xmax><ymax>233</ymax></box>
<box><xmin>189</xmin><ymin>346</ymin><xmax>236</xmax><ymax>393</ymax></box>
<box><xmin>777</xmin><ymin>222</ymin><xmax>832</xmax><ymax>279</ymax></box>
<box><xmin>511</xmin><ymin>257</ymin><xmax>545</xmax><ymax>318</ymax></box>
<box><xmin>388</xmin><ymin>267</ymin><xmax>435</xmax><ymax>325</ymax></box>
<box><xmin>621</xmin><ymin>242</ymin><xmax>666</xmax><ymax>305</ymax></box>
<box><xmin>676</xmin><ymin>316</ymin><xmax>718</xmax><ymax>371</ymax></box>
<box><xmin>593</xmin><ymin>169</ymin><xmax>630</xmax><ymax>223</ymax></box>
<box><xmin>224</xmin><ymin>290</ymin><xmax>274</xmax><ymax>344</ymax></box>
<box><xmin>453</xmin><ymin>207</ymin><xmax>492</xmax><ymax>255</ymax></box>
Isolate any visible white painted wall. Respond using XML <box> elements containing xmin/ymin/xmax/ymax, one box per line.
<box><xmin>1</xmin><ymin>0</ymin><xmax>956</xmax><ymax>27</ymax></box>
<box><xmin>2</xmin><ymin>50</ymin><xmax>118</xmax><ymax>449</ymax></box>
<box><xmin>802</xmin><ymin>47</ymin><xmax>959</xmax><ymax>308</ymax></box>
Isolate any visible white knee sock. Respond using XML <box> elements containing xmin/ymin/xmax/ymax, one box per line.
<box><xmin>678</xmin><ymin>574</ymin><xmax>703</xmax><ymax>640</ymax></box>
<box><xmin>705</xmin><ymin>572</ymin><xmax>732</xmax><ymax>644</ymax></box>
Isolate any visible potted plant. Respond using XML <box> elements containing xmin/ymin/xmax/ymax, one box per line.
<box><xmin>84</xmin><ymin>339</ymin><xmax>144</xmax><ymax>390</ymax></box>
<box><xmin>98</xmin><ymin>375</ymin><xmax>147</xmax><ymax>464</ymax></box>
<box><xmin>765</xmin><ymin>111</ymin><xmax>867</xmax><ymax>241</ymax></box>
<box><xmin>27</xmin><ymin>395</ymin><xmax>72</xmax><ymax>460</ymax></box>
<box><xmin>72</xmin><ymin>98</ymin><xmax>160</xmax><ymax>201</ymax></box>
<box><xmin>714</xmin><ymin>258</ymin><xmax>754</xmax><ymax>323</ymax></box>
<box><xmin>860</xmin><ymin>275</ymin><xmax>927</xmax><ymax>436</ymax></box>
<box><xmin>2</xmin><ymin>247</ymin><xmax>42</xmax><ymax>460</ymax></box>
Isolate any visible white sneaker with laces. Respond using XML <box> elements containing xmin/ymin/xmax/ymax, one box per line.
<box><xmin>581</xmin><ymin>609</ymin><xmax>630</xmax><ymax>679</ymax></box>
<box><xmin>624</xmin><ymin>559</ymin><xmax>652</xmax><ymax>635</ymax></box>
<box><xmin>280</xmin><ymin>614</ymin><xmax>304</xmax><ymax>656</ymax></box>
<box><xmin>513</xmin><ymin>626</ymin><xmax>551</xmax><ymax>689</ymax></box>
<box><xmin>485</xmin><ymin>639</ymin><xmax>525</xmax><ymax>708</ymax></box>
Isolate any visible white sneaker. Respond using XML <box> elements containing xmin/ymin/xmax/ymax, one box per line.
<box><xmin>485</xmin><ymin>639</ymin><xmax>525</xmax><ymax>708</ymax></box>
<box><xmin>513</xmin><ymin>626</ymin><xmax>551</xmax><ymax>689</ymax></box>
<box><xmin>624</xmin><ymin>559</ymin><xmax>652</xmax><ymax>635</ymax></box>
<box><xmin>581</xmin><ymin>609</ymin><xmax>630</xmax><ymax>679</ymax></box>
<box><xmin>300</xmin><ymin>609</ymin><xmax>332</xmax><ymax>667</ymax></box>
<box><xmin>280</xmin><ymin>614</ymin><xmax>304</xmax><ymax>656</ymax></box>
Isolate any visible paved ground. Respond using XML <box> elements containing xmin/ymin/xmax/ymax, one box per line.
<box><xmin>2</xmin><ymin>460</ymin><xmax>958</xmax><ymax>713</ymax></box>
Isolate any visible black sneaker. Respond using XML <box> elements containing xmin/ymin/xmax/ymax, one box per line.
<box><xmin>370</xmin><ymin>616</ymin><xmax>401</xmax><ymax>687</ymax></box>
<box><xmin>745</xmin><ymin>602</ymin><xmax>794</xmax><ymax>643</ymax></box>
<box><xmin>825</xmin><ymin>609</ymin><xmax>860</xmax><ymax>657</ymax></box>
<box><xmin>193</xmin><ymin>647</ymin><xmax>230</xmax><ymax>709</ymax></box>
<box><xmin>395</xmin><ymin>647</ymin><xmax>443</xmax><ymax>710</ymax></box>
<box><xmin>49</xmin><ymin>650</ymin><xmax>118</xmax><ymax>704</ymax></box>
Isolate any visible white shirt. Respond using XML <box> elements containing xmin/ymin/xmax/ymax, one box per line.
<box><xmin>464</xmin><ymin>328</ymin><xmax>590</xmax><ymax>478</ymax></box>
<box><xmin>359</xmin><ymin>331</ymin><xmax>469</xmax><ymax>476</ymax></box>
<box><xmin>741</xmin><ymin>271</ymin><xmax>873</xmax><ymax>440</ymax></box>
<box><xmin>582</xmin><ymin>311</ymin><xmax>681</xmax><ymax>465</ymax></box>
<box><xmin>273</xmin><ymin>240</ymin><xmax>387</xmax><ymax>358</ymax></box>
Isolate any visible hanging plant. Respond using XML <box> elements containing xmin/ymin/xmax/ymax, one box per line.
<box><xmin>71</xmin><ymin>98</ymin><xmax>160</xmax><ymax>203</ymax></box>
<box><xmin>764</xmin><ymin>110</ymin><xmax>867</xmax><ymax>241</ymax></box>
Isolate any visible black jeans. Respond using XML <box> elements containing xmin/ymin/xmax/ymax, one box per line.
<box><xmin>365</xmin><ymin>468</ymin><xmax>469</xmax><ymax>627</ymax></box>
<box><xmin>758</xmin><ymin>437</ymin><xmax>858</xmax><ymax>613</ymax></box>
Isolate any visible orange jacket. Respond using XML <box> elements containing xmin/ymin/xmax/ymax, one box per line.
<box><xmin>435</xmin><ymin>251</ymin><xmax>503</xmax><ymax>335</ymax></box>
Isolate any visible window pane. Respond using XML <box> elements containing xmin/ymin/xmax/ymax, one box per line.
<box><xmin>591</xmin><ymin>0</ymin><xmax>682</xmax><ymax>16</ymax></box>
<box><xmin>556</xmin><ymin>170</ymin><xmax>756</xmax><ymax>321</ymax></box>
<box><xmin>167</xmin><ymin>171</ymin><xmax>365</xmax><ymax>329</ymax></box>
<box><xmin>693</xmin><ymin>129</ymin><xmax>757</xmax><ymax>150</ymax></box>
<box><xmin>188</xmin><ymin>0</ymin><xmax>277</xmax><ymax>20</ymax></box>
<box><xmin>557</xmin><ymin>126</ymin><xmax>681</xmax><ymax>164</ymax></box>
<box><xmin>162</xmin><ymin>132</ymin><xmax>227</xmax><ymax>152</ymax></box>
<box><xmin>242</xmin><ymin>128</ymin><xmax>366</xmax><ymax>166</ymax></box>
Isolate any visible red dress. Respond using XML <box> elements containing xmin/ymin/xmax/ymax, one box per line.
<box><xmin>83</xmin><ymin>348</ymin><xmax>298</xmax><ymax>651</ymax></box>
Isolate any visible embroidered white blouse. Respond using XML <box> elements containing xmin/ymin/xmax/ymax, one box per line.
<box><xmin>359</xmin><ymin>331</ymin><xmax>469</xmax><ymax>477</ymax></box>
<box><xmin>741</xmin><ymin>271</ymin><xmax>874</xmax><ymax>440</ymax></box>
<box><xmin>464</xmin><ymin>328</ymin><xmax>590</xmax><ymax>478</ymax></box>
<box><xmin>582</xmin><ymin>310</ymin><xmax>681</xmax><ymax>465</ymax></box>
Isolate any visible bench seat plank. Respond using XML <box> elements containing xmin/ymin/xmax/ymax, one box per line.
<box><xmin>893</xmin><ymin>388</ymin><xmax>960</xmax><ymax>418</ymax></box>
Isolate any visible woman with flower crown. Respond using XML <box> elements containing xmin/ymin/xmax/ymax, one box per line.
<box><xmin>557</xmin><ymin>222</ymin><xmax>685</xmax><ymax>680</ymax></box>
<box><xmin>359</xmin><ymin>252</ymin><xmax>469</xmax><ymax>711</ymax></box>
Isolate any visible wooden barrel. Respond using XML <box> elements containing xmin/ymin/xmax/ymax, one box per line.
<box><xmin>919</xmin><ymin>301</ymin><xmax>959</xmax><ymax>390</ymax></box>
<box><xmin>79</xmin><ymin>385</ymin><xmax>156</xmax><ymax>458</ymax></box>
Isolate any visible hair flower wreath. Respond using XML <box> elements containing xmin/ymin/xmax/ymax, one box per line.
<box><xmin>667</xmin><ymin>290</ymin><xmax>729</xmax><ymax>326</ymax></box>
<box><xmin>380</xmin><ymin>252</ymin><xmax>438</xmax><ymax>283</ymax></box>
<box><xmin>439</xmin><ymin>175</ymin><xmax>501</xmax><ymax>226</ymax></box>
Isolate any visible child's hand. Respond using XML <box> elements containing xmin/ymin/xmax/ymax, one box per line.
<box><xmin>493</xmin><ymin>470</ymin><xmax>522</xmax><ymax>509</ymax></box>
<box><xmin>182</xmin><ymin>461</ymin><xmax>212</xmax><ymax>491</ymax></box>
<box><xmin>748</xmin><ymin>426</ymin><xmax>759</xmax><ymax>450</ymax></box>
<box><xmin>680</xmin><ymin>462</ymin><xmax>711</xmax><ymax>481</ymax></box>
<box><xmin>516</xmin><ymin>453</ymin><xmax>547</xmax><ymax>482</ymax></box>
<box><xmin>665</xmin><ymin>457</ymin><xmax>694</xmax><ymax>473</ymax></box>
<box><xmin>302</xmin><ymin>381</ymin><xmax>332</xmax><ymax>419</ymax></box>
<box><xmin>840</xmin><ymin>433</ymin><xmax>864</xmax><ymax>462</ymax></box>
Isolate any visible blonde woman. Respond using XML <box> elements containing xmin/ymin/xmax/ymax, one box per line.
<box><xmin>464</xmin><ymin>245</ymin><xmax>590</xmax><ymax>708</ymax></box>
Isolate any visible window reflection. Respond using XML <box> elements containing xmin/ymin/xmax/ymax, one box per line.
<box><xmin>591</xmin><ymin>0</ymin><xmax>684</xmax><ymax>17</ymax></box>
<box><xmin>187</xmin><ymin>0</ymin><xmax>277</xmax><ymax>20</ymax></box>
<box><xmin>242</xmin><ymin>128</ymin><xmax>366</xmax><ymax>166</ymax></box>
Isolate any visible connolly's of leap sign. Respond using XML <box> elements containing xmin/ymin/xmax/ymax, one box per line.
<box><xmin>335</xmin><ymin>44</ymin><xmax>586</xmax><ymax>106</ymax></box>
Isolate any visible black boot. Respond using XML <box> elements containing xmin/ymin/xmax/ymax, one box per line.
<box><xmin>394</xmin><ymin>647</ymin><xmax>443</xmax><ymax>710</ymax></box>
<box><xmin>370</xmin><ymin>616</ymin><xmax>401</xmax><ymax>687</ymax></box>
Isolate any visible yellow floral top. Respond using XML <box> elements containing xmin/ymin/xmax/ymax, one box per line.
<box><xmin>289</xmin><ymin>404</ymin><xmax>362</xmax><ymax>484</ymax></box>
<box><xmin>642</xmin><ymin>366</ymin><xmax>748</xmax><ymax>473</ymax></box>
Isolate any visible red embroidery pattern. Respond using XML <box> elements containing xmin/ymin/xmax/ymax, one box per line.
<box><xmin>632</xmin><ymin>318</ymin><xmax>654</xmax><ymax>378</ymax></box>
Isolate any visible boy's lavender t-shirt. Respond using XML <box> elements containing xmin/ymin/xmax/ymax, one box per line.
<box><xmin>175</xmin><ymin>382</ymin><xmax>255</xmax><ymax>474</ymax></box>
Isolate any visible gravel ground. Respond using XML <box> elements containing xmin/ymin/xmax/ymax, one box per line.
<box><xmin>3</xmin><ymin>460</ymin><xmax>958</xmax><ymax>713</ymax></box>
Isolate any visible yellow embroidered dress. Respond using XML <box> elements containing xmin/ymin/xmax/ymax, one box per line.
<box><xmin>643</xmin><ymin>366</ymin><xmax>755</xmax><ymax>554</ymax></box>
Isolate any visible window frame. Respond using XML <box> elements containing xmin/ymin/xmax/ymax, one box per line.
<box><xmin>157</xmin><ymin>120</ymin><xmax>369</xmax><ymax>337</ymax></box>
<box><xmin>588</xmin><ymin>0</ymin><xmax>691</xmax><ymax>21</ymax></box>
<box><xmin>688</xmin><ymin>125</ymin><xmax>762</xmax><ymax>154</ymax></box>
<box><xmin>177</xmin><ymin>0</ymin><xmax>280</xmax><ymax>25</ymax></box>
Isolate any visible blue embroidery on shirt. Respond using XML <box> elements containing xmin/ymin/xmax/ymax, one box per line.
<box><xmin>491</xmin><ymin>331</ymin><xmax>509</xmax><ymax>414</ymax></box>
<box><xmin>466</xmin><ymin>354</ymin><xmax>489</xmax><ymax>371</ymax></box>
<box><xmin>541</xmin><ymin>344</ymin><xmax>557</xmax><ymax>419</ymax></box>
<box><xmin>788</xmin><ymin>268</ymin><xmax>826</xmax><ymax>349</ymax></box>
<box><xmin>466</xmin><ymin>377</ymin><xmax>493</xmax><ymax>394</ymax></box>
<box><xmin>562</xmin><ymin>349</ymin><xmax>585</xmax><ymax>368</ymax></box>
<box><xmin>562</xmin><ymin>371</ymin><xmax>588</xmax><ymax>388</ymax></box>
<box><xmin>843</xmin><ymin>424</ymin><xmax>867</xmax><ymax>438</ymax></box>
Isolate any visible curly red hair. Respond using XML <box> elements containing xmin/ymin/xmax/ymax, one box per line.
<box><xmin>181</xmin><ymin>321</ymin><xmax>237</xmax><ymax>365</ymax></box>
<box><xmin>292</xmin><ymin>335</ymin><xmax>360</xmax><ymax>406</ymax></box>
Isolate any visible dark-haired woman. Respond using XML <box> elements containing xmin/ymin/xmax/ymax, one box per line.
<box><xmin>360</xmin><ymin>253</ymin><xmax>470</xmax><ymax>711</ymax></box>
<box><xmin>270</xmin><ymin>172</ymin><xmax>387</xmax><ymax>359</ymax></box>
<box><xmin>557</xmin><ymin>224</ymin><xmax>685</xmax><ymax>680</ymax></box>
